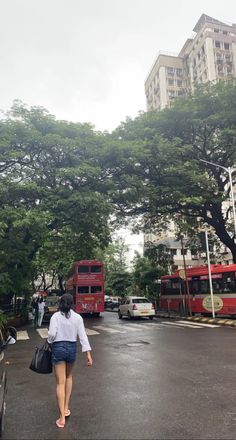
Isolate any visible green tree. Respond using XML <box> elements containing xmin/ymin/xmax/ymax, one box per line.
<box><xmin>0</xmin><ymin>102</ymin><xmax>112</xmax><ymax>297</ymax></box>
<box><xmin>131</xmin><ymin>253</ymin><xmax>165</xmax><ymax>299</ymax></box>
<box><xmin>95</xmin><ymin>238</ymin><xmax>131</xmax><ymax>296</ymax></box>
<box><xmin>112</xmin><ymin>80</ymin><xmax>236</xmax><ymax>261</ymax></box>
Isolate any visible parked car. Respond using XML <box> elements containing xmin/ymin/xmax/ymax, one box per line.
<box><xmin>118</xmin><ymin>296</ymin><xmax>155</xmax><ymax>320</ymax></box>
<box><xmin>43</xmin><ymin>296</ymin><xmax>60</xmax><ymax>322</ymax></box>
<box><xmin>105</xmin><ymin>297</ymin><xmax>120</xmax><ymax>309</ymax></box>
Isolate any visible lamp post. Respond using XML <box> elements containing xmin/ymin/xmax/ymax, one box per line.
<box><xmin>180</xmin><ymin>235</ymin><xmax>192</xmax><ymax>316</ymax></box>
<box><xmin>200</xmin><ymin>159</ymin><xmax>236</xmax><ymax>241</ymax></box>
<box><xmin>204</xmin><ymin>228</ymin><xmax>215</xmax><ymax>319</ymax></box>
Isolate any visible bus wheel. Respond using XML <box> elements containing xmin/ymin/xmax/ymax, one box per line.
<box><xmin>94</xmin><ymin>312</ymin><xmax>100</xmax><ymax>317</ymax></box>
<box><xmin>149</xmin><ymin>316</ymin><xmax>153</xmax><ymax>320</ymax></box>
<box><xmin>118</xmin><ymin>311</ymin><xmax>122</xmax><ymax>319</ymax></box>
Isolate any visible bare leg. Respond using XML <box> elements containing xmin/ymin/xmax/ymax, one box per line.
<box><xmin>65</xmin><ymin>363</ymin><xmax>73</xmax><ymax>415</ymax></box>
<box><xmin>54</xmin><ymin>363</ymin><xmax>66</xmax><ymax>425</ymax></box>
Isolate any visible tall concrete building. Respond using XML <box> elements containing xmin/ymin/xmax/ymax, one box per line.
<box><xmin>145</xmin><ymin>14</ymin><xmax>236</xmax><ymax>111</ymax></box>
<box><xmin>144</xmin><ymin>14</ymin><xmax>236</xmax><ymax>269</ymax></box>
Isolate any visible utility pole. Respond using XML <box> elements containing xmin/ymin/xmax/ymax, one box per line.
<box><xmin>180</xmin><ymin>235</ymin><xmax>192</xmax><ymax>316</ymax></box>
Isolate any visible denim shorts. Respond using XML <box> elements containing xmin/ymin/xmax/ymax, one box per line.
<box><xmin>52</xmin><ymin>341</ymin><xmax>77</xmax><ymax>365</ymax></box>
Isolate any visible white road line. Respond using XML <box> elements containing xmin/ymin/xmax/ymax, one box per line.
<box><xmin>85</xmin><ymin>328</ymin><xmax>100</xmax><ymax>336</ymax></box>
<box><xmin>17</xmin><ymin>330</ymin><xmax>30</xmax><ymax>340</ymax></box>
<box><xmin>156</xmin><ymin>323</ymin><xmax>184</xmax><ymax>329</ymax></box>
<box><xmin>177</xmin><ymin>320</ymin><xmax>220</xmax><ymax>328</ymax></box>
<box><xmin>93</xmin><ymin>325</ymin><xmax>124</xmax><ymax>333</ymax></box>
<box><xmin>162</xmin><ymin>321</ymin><xmax>203</xmax><ymax>329</ymax></box>
<box><xmin>36</xmin><ymin>328</ymin><xmax>49</xmax><ymax>339</ymax></box>
<box><xmin>147</xmin><ymin>323</ymin><xmax>173</xmax><ymax>328</ymax></box>
<box><xmin>111</xmin><ymin>324</ymin><xmax>138</xmax><ymax>332</ymax></box>
<box><xmin>120</xmin><ymin>323</ymin><xmax>155</xmax><ymax>330</ymax></box>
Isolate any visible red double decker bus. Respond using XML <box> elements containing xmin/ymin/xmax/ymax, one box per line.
<box><xmin>66</xmin><ymin>260</ymin><xmax>104</xmax><ymax>316</ymax></box>
<box><xmin>160</xmin><ymin>264</ymin><xmax>236</xmax><ymax>316</ymax></box>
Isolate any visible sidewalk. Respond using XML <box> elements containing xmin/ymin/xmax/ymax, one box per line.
<box><xmin>155</xmin><ymin>311</ymin><xmax>236</xmax><ymax>327</ymax></box>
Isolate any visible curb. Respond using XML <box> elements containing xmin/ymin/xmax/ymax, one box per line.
<box><xmin>155</xmin><ymin>313</ymin><xmax>236</xmax><ymax>327</ymax></box>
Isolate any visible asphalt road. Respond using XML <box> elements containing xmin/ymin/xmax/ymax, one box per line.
<box><xmin>3</xmin><ymin>312</ymin><xmax>236</xmax><ymax>439</ymax></box>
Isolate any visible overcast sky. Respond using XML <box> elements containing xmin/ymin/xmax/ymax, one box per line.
<box><xmin>1</xmin><ymin>0</ymin><xmax>236</xmax><ymax>132</ymax></box>
<box><xmin>1</xmin><ymin>0</ymin><xmax>235</xmax><ymax>263</ymax></box>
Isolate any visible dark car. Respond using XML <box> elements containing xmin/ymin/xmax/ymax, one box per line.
<box><xmin>105</xmin><ymin>297</ymin><xmax>120</xmax><ymax>309</ymax></box>
<box><xmin>43</xmin><ymin>296</ymin><xmax>59</xmax><ymax>322</ymax></box>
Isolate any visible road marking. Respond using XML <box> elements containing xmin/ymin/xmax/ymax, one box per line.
<box><xmin>36</xmin><ymin>328</ymin><xmax>49</xmax><ymax>339</ymax></box>
<box><xmin>177</xmin><ymin>320</ymin><xmax>220</xmax><ymax>328</ymax></box>
<box><xmin>112</xmin><ymin>324</ymin><xmax>141</xmax><ymax>332</ymax></box>
<box><xmin>155</xmin><ymin>323</ymin><xmax>184</xmax><ymax>329</ymax></box>
<box><xmin>93</xmin><ymin>325</ymin><xmax>124</xmax><ymax>333</ymax></box>
<box><xmin>147</xmin><ymin>323</ymin><xmax>175</xmax><ymax>328</ymax></box>
<box><xmin>162</xmin><ymin>321</ymin><xmax>203</xmax><ymax>329</ymax></box>
<box><xmin>85</xmin><ymin>328</ymin><xmax>100</xmax><ymax>335</ymax></box>
<box><xmin>17</xmin><ymin>330</ymin><xmax>30</xmax><ymax>340</ymax></box>
<box><xmin>119</xmin><ymin>322</ymin><xmax>155</xmax><ymax>330</ymax></box>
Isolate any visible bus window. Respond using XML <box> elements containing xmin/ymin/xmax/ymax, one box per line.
<box><xmin>190</xmin><ymin>279</ymin><xmax>200</xmax><ymax>294</ymax></box>
<box><xmin>78</xmin><ymin>266</ymin><xmax>89</xmax><ymax>273</ymax></box>
<box><xmin>91</xmin><ymin>286</ymin><xmax>102</xmax><ymax>293</ymax></box>
<box><xmin>223</xmin><ymin>272</ymin><xmax>236</xmax><ymax>293</ymax></box>
<box><xmin>91</xmin><ymin>266</ymin><xmax>102</xmax><ymax>273</ymax></box>
<box><xmin>200</xmin><ymin>279</ymin><xmax>209</xmax><ymax>293</ymax></box>
<box><xmin>78</xmin><ymin>286</ymin><xmax>89</xmax><ymax>293</ymax></box>
<box><xmin>212</xmin><ymin>279</ymin><xmax>223</xmax><ymax>293</ymax></box>
<box><xmin>162</xmin><ymin>279</ymin><xmax>180</xmax><ymax>295</ymax></box>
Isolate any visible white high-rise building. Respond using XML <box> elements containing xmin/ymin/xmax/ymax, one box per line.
<box><xmin>145</xmin><ymin>14</ymin><xmax>236</xmax><ymax>111</ymax></box>
<box><xmin>144</xmin><ymin>14</ymin><xmax>236</xmax><ymax>268</ymax></box>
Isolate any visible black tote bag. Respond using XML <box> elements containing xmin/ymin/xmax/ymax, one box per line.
<box><xmin>29</xmin><ymin>342</ymin><xmax>52</xmax><ymax>374</ymax></box>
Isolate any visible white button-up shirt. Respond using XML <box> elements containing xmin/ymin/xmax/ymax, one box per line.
<box><xmin>47</xmin><ymin>309</ymin><xmax>91</xmax><ymax>352</ymax></box>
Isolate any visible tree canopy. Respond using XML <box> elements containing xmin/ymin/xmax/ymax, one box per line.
<box><xmin>111</xmin><ymin>80</ymin><xmax>236</xmax><ymax>261</ymax></box>
<box><xmin>1</xmin><ymin>80</ymin><xmax>236</xmax><ymax>300</ymax></box>
<box><xmin>0</xmin><ymin>102</ymin><xmax>112</xmax><ymax>298</ymax></box>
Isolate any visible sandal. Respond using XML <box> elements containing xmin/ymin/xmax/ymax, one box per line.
<box><xmin>65</xmin><ymin>409</ymin><xmax>71</xmax><ymax>417</ymax></box>
<box><xmin>56</xmin><ymin>419</ymin><xmax>65</xmax><ymax>428</ymax></box>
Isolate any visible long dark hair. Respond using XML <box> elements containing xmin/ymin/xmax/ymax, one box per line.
<box><xmin>59</xmin><ymin>294</ymin><xmax>74</xmax><ymax>318</ymax></box>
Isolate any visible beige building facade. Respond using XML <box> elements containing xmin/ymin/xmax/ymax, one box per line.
<box><xmin>145</xmin><ymin>14</ymin><xmax>236</xmax><ymax>111</ymax></box>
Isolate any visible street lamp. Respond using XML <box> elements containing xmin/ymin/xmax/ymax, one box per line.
<box><xmin>179</xmin><ymin>235</ymin><xmax>192</xmax><ymax>316</ymax></box>
<box><xmin>200</xmin><ymin>159</ymin><xmax>236</xmax><ymax>241</ymax></box>
<box><xmin>204</xmin><ymin>227</ymin><xmax>215</xmax><ymax>319</ymax></box>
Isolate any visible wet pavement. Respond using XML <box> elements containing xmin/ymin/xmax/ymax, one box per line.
<box><xmin>3</xmin><ymin>312</ymin><xmax>236</xmax><ymax>439</ymax></box>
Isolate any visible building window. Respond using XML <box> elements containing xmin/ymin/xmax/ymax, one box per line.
<box><xmin>223</xmin><ymin>30</ymin><xmax>228</xmax><ymax>35</ymax></box>
<box><xmin>215</xmin><ymin>41</ymin><xmax>221</xmax><ymax>48</ymax></box>
<box><xmin>214</xmin><ymin>28</ymin><xmax>219</xmax><ymax>33</ymax></box>
<box><xmin>176</xmin><ymin>68</ymin><xmax>183</xmax><ymax>76</ymax></box>
<box><xmin>170</xmin><ymin>249</ymin><xmax>177</xmax><ymax>256</ymax></box>
<box><xmin>167</xmin><ymin>67</ymin><xmax>174</xmax><ymax>76</ymax></box>
<box><xmin>181</xmin><ymin>249</ymin><xmax>187</xmax><ymax>256</ymax></box>
<box><xmin>168</xmin><ymin>79</ymin><xmax>174</xmax><ymax>85</ymax></box>
<box><xmin>224</xmin><ymin>43</ymin><xmax>230</xmax><ymax>50</ymax></box>
<box><xmin>177</xmin><ymin>80</ymin><xmax>182</xmax><ymax>87</ymax></box>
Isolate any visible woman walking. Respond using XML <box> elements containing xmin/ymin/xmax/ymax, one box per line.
<box><xmin>48</xmin><ymin>293</ymin><xmax>93</xmax><ymax>428</ymax></box>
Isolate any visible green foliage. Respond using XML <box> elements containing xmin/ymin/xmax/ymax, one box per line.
<box><xmin>95</xmin><ymin>238</ymin><xmax>131</xmax><ymax>296</ymax></box>
<box><xmin>131</xmin><ymin>253</ymin><xmax>165</xmax><ymax>299</ymax></box>
<box><xmin>112</xmin><ymin>80</ymin><xmax>236</xmax><ymax>262</ymax></box>
<box><xmin>0</xmin><ymin>102</ymin><xmax>112</xmax><ymax>297</ymax></box>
